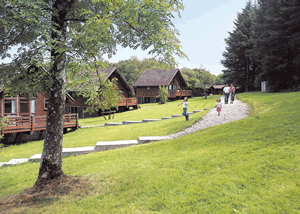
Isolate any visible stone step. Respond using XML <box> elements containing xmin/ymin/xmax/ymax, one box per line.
<box><xmin>0</xmin><ymin>162</ymin><xmax>6</xmax><ymax>167</ymax></box>
<box><xmin>204</xmin><ymin>108</ymin><xmax>211</xmax><ymax>110</ymax></box>
<box><xmin>193</xmin><ymin>110</ymin><xmax>202</xmax><ymax>113</ymax></box>
<box><xmin>122</xmin><ymin>120</ymin><xmax>143</xmax><ymax>125</ymax></box>
<box><xmin>95</xmin><ymin>140</ymin><xmax>138</xmax><ymax>151</ymax></box>
<box><xmin>29</xmin><ymin>146</ymin><xmax>95</xmax><ymax>161</ymax></box>
<box><xmin>105</xmin><ymin>122</ymin><xmax>123</xmax><ymax>126</ymax></box>
<box><xmin>138</xmin><ymin>136</ymin><xmax>172</xmax><ymax>144</ymax></box>
<box><xmin>161</xmin><ymin>117</ymin><xmax>172</xmax><ymax>120</ymax></box>
<box><xmin>171</xmin><ymin>115</ymin><xmax>182</xmax><ymax>118</ymax></box>
<box><xmin>187</xmin><ymin>112</ymin><xmax>194</xmax><ymax>115</ymax></box>
<box><xmin>3</xmin><ymin>158</ymin><xmax>29</xmax><ymax>166</ymax></box>
<box><xmin>81</xmin><ymin>125</ymin><xmax>104</xmax><ymax>128</ymax></box>
<box><xmin>142</xmin><ymin>119</ymin><xmax>161</xmax><ymax>123</ymax></box>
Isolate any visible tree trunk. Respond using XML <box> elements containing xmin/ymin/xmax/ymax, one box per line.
<box><xmin>35</xmin><ymin>0</ymin><xmax>70</xmax><ymax>186</ymax></box>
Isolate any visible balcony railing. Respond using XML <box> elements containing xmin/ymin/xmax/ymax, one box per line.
<box><xmin>1</xmin><ymin>113</ymin><xmax>78</xmax><ymax>135</ymax></box>
<box><xmin>168</xmin><ymin>90</ymin><xmax>192</xmax><ymax>97</ymax></box>
<box><xmin>118</xmin><ymin>97</ymin><xmax>138</xmax><ymax>107</ymax></box>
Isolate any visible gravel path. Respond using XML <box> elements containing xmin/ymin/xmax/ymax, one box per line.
<box><xmin>168</xmin><ymin>96</ymin><xmax>249</xmax><ymax>139</ymax></box>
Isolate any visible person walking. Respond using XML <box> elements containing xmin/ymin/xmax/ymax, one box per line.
<box><xmin>216</xmin><ymin>98</ymin><xmax>222</xmax><ymax>116</ymax></box>
<box><xmin>178</xmin><ymin>97</ymin><xmax>189</xmax><ymax>121</ymax></box>
<box><xmin>223</xmin><ymin>84</ymin><xmax>230</xmax><ymax>104</ymax></box>
<box><xmin>229</xmin><ymin>84</ymin><xmax>235</xmax><ymax>104</ymax></box>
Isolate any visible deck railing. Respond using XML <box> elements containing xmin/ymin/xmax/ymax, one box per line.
<box><xmin>1</xmin><ymin>113</ymin><xmax>78</xmax><ymax>135</ymax></box>
<box><xmin>168</xmin><ymin>90</ymin><xmax>193</xmax><ymax>97</ymax></box>
<box><xmin>118</xmin><ymin>97</ymin><xmax>137</xmax><ymax>107</ymax></box>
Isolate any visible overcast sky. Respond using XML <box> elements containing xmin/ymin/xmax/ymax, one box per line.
<box><xmin>1</xmin><ymin>0</ymin><xmax>250</xmax><ymax>76</ymax></box>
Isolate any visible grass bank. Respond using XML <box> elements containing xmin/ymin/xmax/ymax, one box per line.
<box><xmin>1</xmin><ymin>92</ymin><xmax>299</xmax><ymax>213</ymax></box>
<box><xmin>0</xmin><ymin>96</ymin><xmax>218</xmax><ymax>162</ymax></box>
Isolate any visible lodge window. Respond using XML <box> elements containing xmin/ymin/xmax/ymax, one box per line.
<box><xmin>31</xmin><ymin>99</ymin><xmax>36</xmax><ymax>115</ymax></box>
<box><xmin>20</xmin><ymin>99</ymin><xmax>29</xmax><ymax>115</ymax></box>
<box><xmin>4</xmin><ymin>99</ymin><xmax>16</xmax><ymax>114</ymax></box>
<box><xmin>44</xmin><ymin>99</ymin><xmax>49</xmax><ymax>110</ymax></box>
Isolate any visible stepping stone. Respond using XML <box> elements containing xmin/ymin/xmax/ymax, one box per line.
<box><xmin>81</xmin><ymin>125</ymin><xmax>104</xmax><ymax>128</ymax></box>
<box><xmin>187</xmin><ymin>112</ymin><xmax>194</xmax><ymax>115</ymax></box>
<box><xmin>105</xmin><ymin>122</ymin><xmax>123</xmax><ymax>126</ymax></box>
<box><xmin>171</xmin><ymin>115</ymin><xmax>182</xmax><ymax>118</ymax></box>
<box><xmin>122</xmin><ymin>121</ymin><xmax>143</xmax><ymax>125</ymax></box>
<box><xmin>138</xmin><ymin>136</ymin><xmax>172</xmax><ymax>144</ymax></box>
<box><xmin>161</xmin><ymin>117</ymin><xmax>172</xmax><ymax>120</ymax></box>
<box><xmin>193</xmin><ymin>110</ymin><xmax>202</xmax><ymax>113</ymax></box>
<box><xmin>142</xmin><ymin>119</ymin><xmax>161</xmax><ymax>123</ymax></box>
<box><xmin>62</xmin><ymin>146</ymin><xmax>95</xmax><ymax>156</ymax></box>
<box><xmin>204</xmin><ymin>108</ymin><xmax>211</xmax><ymax>110</ymax></box>
<box><xmin>29</xmin><ymin>154</ymin><xmax>42</xmax><ymax>161</ymax></box>
<box><xmin>3</xmin><ymin>158</ymin><xmax>29</xmax><ymax>166</ymax></box>
<box><xmin>0</xmin><ymin>162</ymin><xmax>5</xmax><ymax>167</ymax></box>
<box><xmin>95</xmin><ymin>140</ymin><xmax>138</xmax><ymax>151</ymax></box>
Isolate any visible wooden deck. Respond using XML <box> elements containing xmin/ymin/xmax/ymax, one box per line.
<box><xmin>168</xmin><ymin>90</ymin><xmax>192</xmax><ymax>98</ymax></box>
<box><xmin>118</xmin><ymin>97</ymin><xmax>138</xmax><ymax>107</ymax></box>
<box><xmin>1</xmin><ymin>113</ymin><xmax>78</xmax><ymax>135</ymax></box>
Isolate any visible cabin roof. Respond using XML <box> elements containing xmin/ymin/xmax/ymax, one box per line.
<box><xmin>97</xmin><ymin>67</ymin><xmax>135</xmax><ymax>95</ymax></box>
<box><xmin>133</xmin><ymin>68</ymin><xmax>187</xmax><ymax>87</ymax></box>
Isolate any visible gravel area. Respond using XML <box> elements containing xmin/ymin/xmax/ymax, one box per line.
<box><xmin>168</xmin><ymin>96</ymin><xmax>249</xmax><ymax>139</ymax></box>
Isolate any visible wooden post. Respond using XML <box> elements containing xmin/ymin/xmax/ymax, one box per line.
<box><xmin>31</xmin><ymin>116</ymin><xmax>34</xmax><ymax>135</ymax></box>
<box><xmin>76</xmin><ymin>113</ymin><xmax>79</xmax><ymax>128</ymax></box>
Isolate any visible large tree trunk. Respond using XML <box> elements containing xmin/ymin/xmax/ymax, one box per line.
<box><xmin>35</xmin><ymin>0</ymin><xmax>70</xmax><ymax>186</ymax></box>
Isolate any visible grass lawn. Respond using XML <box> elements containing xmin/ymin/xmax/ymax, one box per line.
<box><xmin>78</xmin><ymin>95</ymin><xmax>217</xmax><ymax>126</ymax></box>
<box><xmin>1</xmin><ymin>92</ymin><xmax>300</xmax><ymax>213</ymax></box>
<box><xmin>0</xmin><ymin>96</ymin><xmax>218</xmax><ymax>162</ymax></box>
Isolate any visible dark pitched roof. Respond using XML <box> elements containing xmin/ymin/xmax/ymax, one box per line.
<box><xmin>133</xmin><ymin>68</ymin><xmax>187</xmax><ymax>87</ymax></box>
<box><xmin>97</xmin><ymin>67</ymin><xmax>135</xmax><ymax>95</ymax></box>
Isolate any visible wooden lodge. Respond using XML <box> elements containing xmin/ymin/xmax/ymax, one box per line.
<box><xmin>133</xmin><ymin>68</ymin><xmax>192</xmax><ymax>104</ymax></box>
<box><xmin>66</xmin><ymin>67</ymin><xmax>137</xmax><ymax>117</ymax></box>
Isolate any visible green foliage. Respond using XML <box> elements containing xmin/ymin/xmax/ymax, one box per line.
<box><xmin>157</xmin><ymin>85</ymin><xmax>169</xmax><ymax>103</ymax></box>
<box><xmin>1</xmin><ymin>92</ymin><xmax>300</xmax><ymax>213</ymax></box>
<box><xmin>181</xmin><ymin>66</ymin><xmax>216</xmax><ymax>90</ymax></box>
<box><xmin>221</xmin><ymin>0</ymin><xmax>300</xmax><ymax>92</ymax></box>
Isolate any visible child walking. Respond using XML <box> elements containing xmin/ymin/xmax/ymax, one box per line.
<box><xmin>216</xmin><ymin>98</ymin><xmax>222</xmax><ymax>116</ymax></box>
<box><xmin>178</xmin><ymin>97</ymin><xmax>189</xmax><ymax>121</ymax></box>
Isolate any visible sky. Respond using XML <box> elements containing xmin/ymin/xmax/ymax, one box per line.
<box><xmin>1</xmin><ymin>0</ymin><xmax>250</xmax><ymax>76</ymax></box>
<box><xmin>104</xmin><ymin>0</ymin><xmax>250</xmax><ymax>75</ymax></box>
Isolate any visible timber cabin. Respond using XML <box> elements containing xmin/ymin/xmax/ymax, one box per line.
<box><xmin>133</xmin><ymin>68</ymin><xmax>192</xmax><ymax>104</ymax></box>
<box><xmin>66</xmin><ymin>67</ymin><xmax>137</xmax><ymax>117</ymax></box>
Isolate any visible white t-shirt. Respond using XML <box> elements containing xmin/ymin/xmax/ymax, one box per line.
<box><xmin>183</xmin><ymin>101</ymin><xmax>188</xmax><ymax>108</ymax></box>
<box><xmin>223</xmin><ymin>86</ymin><xmax>230</xmax><ymax>93</ymax></box>
<box><xmin>216</xmin><ymin>102</ymin><xmax>222</xmax><ymax>108</ymax></box>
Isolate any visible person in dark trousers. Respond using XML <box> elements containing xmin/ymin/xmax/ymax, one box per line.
<box><xmin>178</xmin><ymin>97</ymin><xmax>189</xmax><ymax>121</ymax></box>
<box><xmin>223</xmin><ymin>84</ymin><xmax>230</xmax><ymax>104</ymax></box>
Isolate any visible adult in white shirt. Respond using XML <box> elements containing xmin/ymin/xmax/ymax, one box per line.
<box><xmin>223</xmin><ymin>84</ymin><xmax>230</xmax><ymax>104</ymax></box>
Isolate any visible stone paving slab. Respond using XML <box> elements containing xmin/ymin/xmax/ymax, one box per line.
<box><xmin>105</xmin><ymin>122</ymin><xmax>123</xmax><ymax>126</ymax></box>
<box><xmin>0</xmin><ymin>162</ymin><xmax>5</xmax><ymax>167</ymax></box>
<box><xmin>204</xmin><ymin>108</ymin><xmax>211</xmax><ymax>110</ymax></box>
<box><xmin>142</xmin><ymin>119</ymin><xmax>161</xmax><ymax>123</ymax></box>
<box><xmin>187</xmin><ymin>112</ymin><xmax>194</xmax><ymax>115</ymax></box>
<box><xmin>122</xmin><ymin>121</ymin><xmax>143</xmax><ymax>125</ymax></box>
<box><xmin>193</xmin><ymin>110</ymin><xmax>202</xmax><ymax>113</ymax></box>
<box><xmin>4</xmin><ymin>158</ymin><xmax>29</xmax><ymax>166</ymax></box>
<box><xmin>161</xmin><ymin>117</ymin><xmax>172</xmax><ymax>120</ymax></box>
<box><xmin>62</xmin><ymin>146</ymin><xmax>95</xmax><ymax>156</ymax></box>
<box><xmin>81</xmin><ymin>125</ymin><xmax>104</xmax><ymax>128</ymax></box>
<box><xmin>171</xmin><ymin>115</ymin><xmax>182</xmax><ymax>118</ymax></box>
<box><xmin>95</xmin><ymin>140</ymin><xmax>138</xmax><ymax>151</ymax></box>
<box><xmin>138</xmin><ymin>136</ymin><xmax>172</xmax><ymax>144</ymax></box>
<box><xmin>29</xmin><ymin>154</ymin><xmax>42</xmax><ymax>161</ymax></box>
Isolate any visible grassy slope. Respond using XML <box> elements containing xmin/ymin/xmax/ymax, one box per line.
<box><xmin>0</xmin><ymin>96</ymin><xmax>217</xmax><ymax>162</ymax></box>
<box><xmin>1</xmin><ymin>92</ymin><xmax>300</xmax><ymax>213</ymax></box>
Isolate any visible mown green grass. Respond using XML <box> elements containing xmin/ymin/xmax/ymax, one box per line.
<box><xmin>1</xmin><ymin>92</ymin><xmax>300</xmax><ymax>213</ymax></box>
<box><xmin>0</xmin><ymin>96</ymin><xmax>218</xmax><ymax>162</ymax></box>
<box><xmin>78</xmin><ymin>96</ymin><xmax>216</xmax><ymax>126</ymax></box>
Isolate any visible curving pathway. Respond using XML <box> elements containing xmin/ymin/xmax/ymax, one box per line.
<box><xmin>168</xmin><ymin>96</ymin><xmax>249</xmax><ymax>139</ymax></box>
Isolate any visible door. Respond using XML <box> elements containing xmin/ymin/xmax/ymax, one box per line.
<box><xmin>19</xmin><ymin>99</ymin><xmax>30</xmax><ymax>116</ymax></box>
